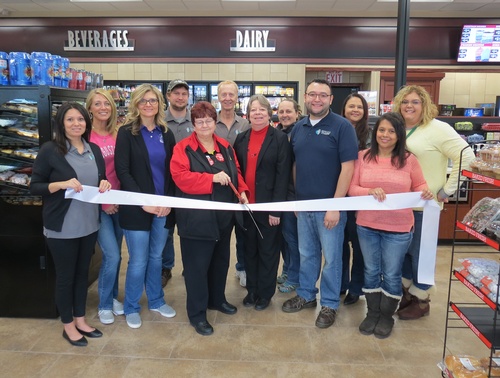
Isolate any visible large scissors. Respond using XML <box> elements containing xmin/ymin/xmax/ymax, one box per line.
<box><xmin>228</xmin><ymin>181</ymin><xmax>264</xmax><ymax>239</ymax></box>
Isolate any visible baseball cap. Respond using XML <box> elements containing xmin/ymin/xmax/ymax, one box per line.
<box><xmin>167</xmin><ymin>79</ymin><xmax>189</xmax><ymax>93</ymax></box>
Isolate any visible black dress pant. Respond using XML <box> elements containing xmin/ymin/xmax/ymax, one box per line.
<box><xmin>180</xmin><ymin>226</ymin><xmax>231</xmax><ymax>324</ymax></box>
<box><xmin>45</xmin><ymin>232</ymin><xmax>98</xmax><ymax>324</ymax></box>
<box><xmin>244</xmin><ymin>212</ymin><xmax>281</xmax><ymax>301</ymax></box>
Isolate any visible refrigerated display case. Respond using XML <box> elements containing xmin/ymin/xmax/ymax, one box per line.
<box><xmin>103</xmin><ymin>80</ymin><xmax>299</xmax><ymax>118</ymax></box>
<box><xmin>0</xmin><ymin>85</ymin><xmax>102</xmax><ymax>318</ymax></box>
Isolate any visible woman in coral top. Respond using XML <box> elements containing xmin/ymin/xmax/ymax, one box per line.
<box><xmin>348</xmin><ymin>112</ymin><xmax>434</xmax><ymax>339</ymax></box>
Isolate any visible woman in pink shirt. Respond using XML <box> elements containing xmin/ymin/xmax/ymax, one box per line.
<box><xmin>348</xmin><ymin>112</ymin><xmax>433</xmax><ymax>339</ymax></box>
<box><xmin>86</xmin><ymin>89</ymin><xmax>124</xmax><ymax>325</ymax></box>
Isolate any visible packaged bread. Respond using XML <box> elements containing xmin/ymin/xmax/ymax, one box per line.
<box><xmin>480</xmin><ymin>357</ymin><xmax>500</xmax><ymax>376</ymax></box>
<box><xmin>9</xmin><ymin>173</ymin><xmax>29</xmax><ymax>186</ymax></box>
<box><xmin>0</xmin><ymin>170</ymin><xmax>15</xmax><ymax>181</ymax></box>
<box><xmin>445</xmin><ymin>355</ymin><xmax>487</xmax><ymax>378</ymax></box>
<box><xmin>479</xmin><ymin>144</ymin><xmax>500</xmax><ymax>165</ymax></box>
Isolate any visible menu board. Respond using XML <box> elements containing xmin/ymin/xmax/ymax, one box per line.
<box><xmin>457</xmin><ymin>24</ymin><xmax>500</xmax><ymax>63</ymax></box>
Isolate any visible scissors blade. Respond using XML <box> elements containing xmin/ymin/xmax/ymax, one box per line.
<box><xmin>244</xmin><ymin>203</ymin><xmax>264</xmax><ymax>239</ymax></box>
<box><xmin>228</xmin><ymin>181</ymin><xmax>264</xmax><ymax>239</ymax></box>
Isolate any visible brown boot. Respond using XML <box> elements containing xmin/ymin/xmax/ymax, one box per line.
<box><xmin>397</xmin><ymin>285</ymin><xmax>413</xmax><ymax>313</ymax></box>
<box><xmin>397</xmin><ymin>297</ymin><xmax>430</xmax><ymax>320</ymax></box>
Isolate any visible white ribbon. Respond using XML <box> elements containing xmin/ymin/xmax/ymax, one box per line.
<box><xmin>66</xmin><ymin>186</ymin><xmax>441</xmax><ymax>285</ymax></box>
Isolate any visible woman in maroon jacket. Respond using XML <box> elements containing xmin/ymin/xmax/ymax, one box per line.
<box><xmin>170</xmin><ymin>101</ymin><xmax>249</xmax><ymax>336</ymax></box>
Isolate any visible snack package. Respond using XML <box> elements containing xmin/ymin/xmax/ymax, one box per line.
<box><xmin>462</xmin><ymin>198</ymin><xmax>500</xmax><ymax>233</ymax></box>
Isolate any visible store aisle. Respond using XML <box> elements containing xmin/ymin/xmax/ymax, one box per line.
<box><xmin>0</xmin><ymin>240</ymin><xmax>490</xmax><ymax>377</ymax></box>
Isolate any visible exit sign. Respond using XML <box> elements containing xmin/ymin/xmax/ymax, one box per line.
<box><xmin>326</xmin><ymin>71</ymin><xmax>343</xmax><ymax>83</ymax></box>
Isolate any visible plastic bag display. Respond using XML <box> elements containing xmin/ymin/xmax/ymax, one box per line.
<box><xmin>456</xmin><ymin>258</ymin><xmax>500</xmax><ymax>304</ymax></box>
<box><xmin>462</xmin><ymin>197</ymin><xmax>500</xmax><ymax>233</ymax></box>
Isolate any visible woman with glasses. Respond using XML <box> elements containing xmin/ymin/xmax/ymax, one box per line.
<box><xmin>234</xmin><ymin>95</ymin><xmax>292</xmax><ymax>311</ymax></box>
<box><xmin>115</xmin><ymin>84</ymin><xmax>177</xmax><ymax>329</ymax></box>
<box><xmin>392</xmin><ymin>85</ymin><xmax>474</xmax><ymax>320</ymax></box>
<box><xmin>170</xmin><ymin>101</ymin><xmax>249</xmax><ymax>336</ymax></box>
<box><xmin>86</xmin><ymin>89</ymin><xmax>124</xmax><ymax>325</ymax></box>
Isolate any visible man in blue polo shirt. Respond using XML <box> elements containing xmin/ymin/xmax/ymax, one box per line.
<box><xmin>282</xmin><ymin>79</ymin><xmax>358</xmax><ymax>329</ymax></box>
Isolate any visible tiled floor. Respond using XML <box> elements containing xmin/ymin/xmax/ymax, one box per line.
<box><xmin>0</xmin><ymin>239</ymin><xmax>493</xmax><ymax>378</ymax></box>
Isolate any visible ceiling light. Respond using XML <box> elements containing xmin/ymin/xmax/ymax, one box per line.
<box><xmin>377</xmin><ymin>0</ymin><xmax>453</xmax><ymax>2</ymax></box>
<box><xmin>71</xmin><ymin>0</ymin><xmax>142</xmax><ymax>2</ymax></box>
<box><xmin>222</xmin><ymin>0</ymin><xmax>296</xmax><ymax>2</ymax></box>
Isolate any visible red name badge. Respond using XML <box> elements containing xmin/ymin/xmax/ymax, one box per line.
<box><xmin>215</xmin><ymin>153</ymin><xmax>225</xmax><ymax>162</ymax></box>
<box><xmin>206</xmin><ymin>156</ymin><xmax>214</xmax><ymax>166</ymax></box>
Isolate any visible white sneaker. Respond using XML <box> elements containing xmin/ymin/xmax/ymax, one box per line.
<box><xmin>126</xmin><ymin>313</ymin><xmax>142</xmax><ymax>329</ymax></box>
<box><xmin>235</xmin><ymin>270</ymin><xmax>247</xmax><ymax>287</ymax></box>
<box><xmin>113</xmin><ymin>299</ymin><xmax>124</xmax><ymax>316</ymax></box>
<box><xmin>151</xmin><ymin>304</ymin><xmax>176</xmax><ymax>318</ymax></box>
<box><xmin>98</xmin><ymin>309</ymin><xmax>115</xmax><ymax>325</ymax></box>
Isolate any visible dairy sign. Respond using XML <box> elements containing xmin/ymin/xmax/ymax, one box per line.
<box><xmin>64</xmin><ymin>29</ymin><xmax>135</xmax><ymax>51</ymax></box>
<box><xmin>230</xmin><ymin>29</ymin><xmax>276</xmax><ymax>52</ymax></box>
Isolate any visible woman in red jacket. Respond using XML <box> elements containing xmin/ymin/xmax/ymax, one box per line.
<box><xmin>170</xmin><ymin>101</ymin><xmax>249</xmax><ymax>336</ymax></box>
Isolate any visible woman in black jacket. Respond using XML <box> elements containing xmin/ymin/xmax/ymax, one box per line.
<box><xmin>30</xmin><ymin>102</ymin><xmax>111</xmax><ymax>347</ymax></box>
<box><xmin>234</xmin><ymin>95</ymin><xmax>292</xmax><ymax>311</ymax></box>
<box><xmin>114</xmin><ymin>84</ymin><xmax>177</xmax><ymax>329</ymax></box>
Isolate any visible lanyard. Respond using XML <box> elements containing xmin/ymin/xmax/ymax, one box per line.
<box><xmin>406</xmin><ymin>126</ymin><xmax>418</xmax><ymax>139</ymax></box>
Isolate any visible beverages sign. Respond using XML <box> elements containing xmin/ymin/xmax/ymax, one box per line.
<box><xmin>230</xmin><ymin>29</ymin><xmax>276</xmax><ymax>52</ymax></box>
<box><xmin>64</xmin><ymin>29</ymin><xmax>135</xmax><ymax>51</ymax></box>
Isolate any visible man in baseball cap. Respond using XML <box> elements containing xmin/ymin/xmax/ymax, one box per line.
<box><xmin>167</xmin><ymin>79</ymin><xmax>189</xmax><ymax>94</ymax></box>
<box><xmin>161</xmin><ymin>79</ymin><xmax>192</xmax><ymax>289</ymax></box>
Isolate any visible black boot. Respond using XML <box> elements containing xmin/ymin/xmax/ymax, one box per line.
<box><xmin>374</xmin><ymin>293</ymin><xmax>400</xmax><ymax>339</ymax></box>
<box><xmin>359</xmin><ymin>292</ymin><xmax>381</xmax><ymax>335</ymax></box>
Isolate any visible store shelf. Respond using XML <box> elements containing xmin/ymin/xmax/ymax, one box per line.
<box><xmin>0</xmin><ymin>85</ymin><xmax>101</xmax><ymax>319</ymax></box>
<box><xmin>450</xmin><ymin>304</ymin><xmax>500</xmax><ymax>350</ymax></box>
<box><xmin>456</xmin><ymin>221</ymin><xmax>500</xmax><ymax>249</ymax></box>
<box><xmin>454</xmin><ymin>270</ymin><xmax>499</xmax><ymax>311</ymax></box>
<box><xmin>443</xmin><ymin>144</ymin><xmax>500</xmax><ymax>377</ymax></box>
<box><xmin>462</xmin><ymin>169</ymin><xmax>500</xmax><ymax>186</ymax></box>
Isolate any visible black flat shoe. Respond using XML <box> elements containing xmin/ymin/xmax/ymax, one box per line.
<box><xmin>243</xmin><ymin>292</ymin><xmax>258</xmax><ymax>307</ymax></box>
<box><xmin>208</xmin><ymin>301</ymin><xmax>237</xmax><ymax>315</ymax></box>
<box><xmin>344</xmin><ymin>293</ymin><xmax>360</xmax><ymax>306</ymax></box>
<box><xmin>254</xmin><ymin>297</ymin><xmax>270</xmax><ymax>311</ymax></box>
<box><xmin>62</xmin><ymin>330</ymin><xmax>88</xmax><ymax>347</ymax></box>
<box><xmin>191</xmin><ymin>320</ymin><xmax>214</xmax><ymax>336</ymax></box>
<box><xmin>76</xmin><ymin>327</ymin><xmax>103</xmax><ymax>338</ymax></box>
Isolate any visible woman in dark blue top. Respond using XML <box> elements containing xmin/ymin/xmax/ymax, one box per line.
<box><xmin>115</xmin><ymin>84</ymin><xmax>177</xmax><ymax>329</ymax></box>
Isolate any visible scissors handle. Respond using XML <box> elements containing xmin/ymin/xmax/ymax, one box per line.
<box><xmin>228</xmin><ymin>181</ymin><xmax>244</xmax><ymax>203</ymax></box>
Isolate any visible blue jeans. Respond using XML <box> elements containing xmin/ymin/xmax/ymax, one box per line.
<box><xmin>97</xmin><ymin>211</ymin><xmax>123</xmax><ymax>310</ymax></box>
<box><xmin>281</xmin><ymin>211</ymin><xmax>300</xmax><ymax>286</ymax></box>
<box><xmin>341</xmin><ymin>211</ymin><xmax>364</xmax><ymax>296</ymax></box>
<box><xmin>357</xmin><ymin>225</ymin><xmax>413</xmax><ymax>297</ymax></box>
<box><xmin>296</xmin><ymin>211</ymin><xmax>346</xmax><ymax>310</ymax></box>
<box><xmin>162</xmin><ymin>226</ymin><xmax>175</xmax><ymax>270</ymax></box>
<box><xmin>123</xmin><ymin>216</ymin><xmax>168</xmax><ymax>315</ymax></box>
<box><xmin>402</xmin><ymin>211</ymin><xmax>432</xmax><ymax>291</ymax></box>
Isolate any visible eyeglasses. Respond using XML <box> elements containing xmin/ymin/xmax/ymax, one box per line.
<box><xmin>194</xmin><ymin>119</ymin><xmax>215</xmax><ymax>127</ymax></box>
<box><xmin>138</xmin><ymin>98</ymin><xmax>159</xmax><ymax>106</ymax></box>
<box><xmin>306</xmin><ymin>92</ymin><xmax>331</xmax><ymax>100</ymax></box>
<box><xmin>401</xmin><ymin>100</ymin><xmax>422</xmax><ymax>106</ymax></box>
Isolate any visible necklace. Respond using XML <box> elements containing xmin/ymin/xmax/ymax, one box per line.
<box><xmin>92</xmin><ymin>128</ymin><xmax>111</xmax><ymax>143</ymax></box>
